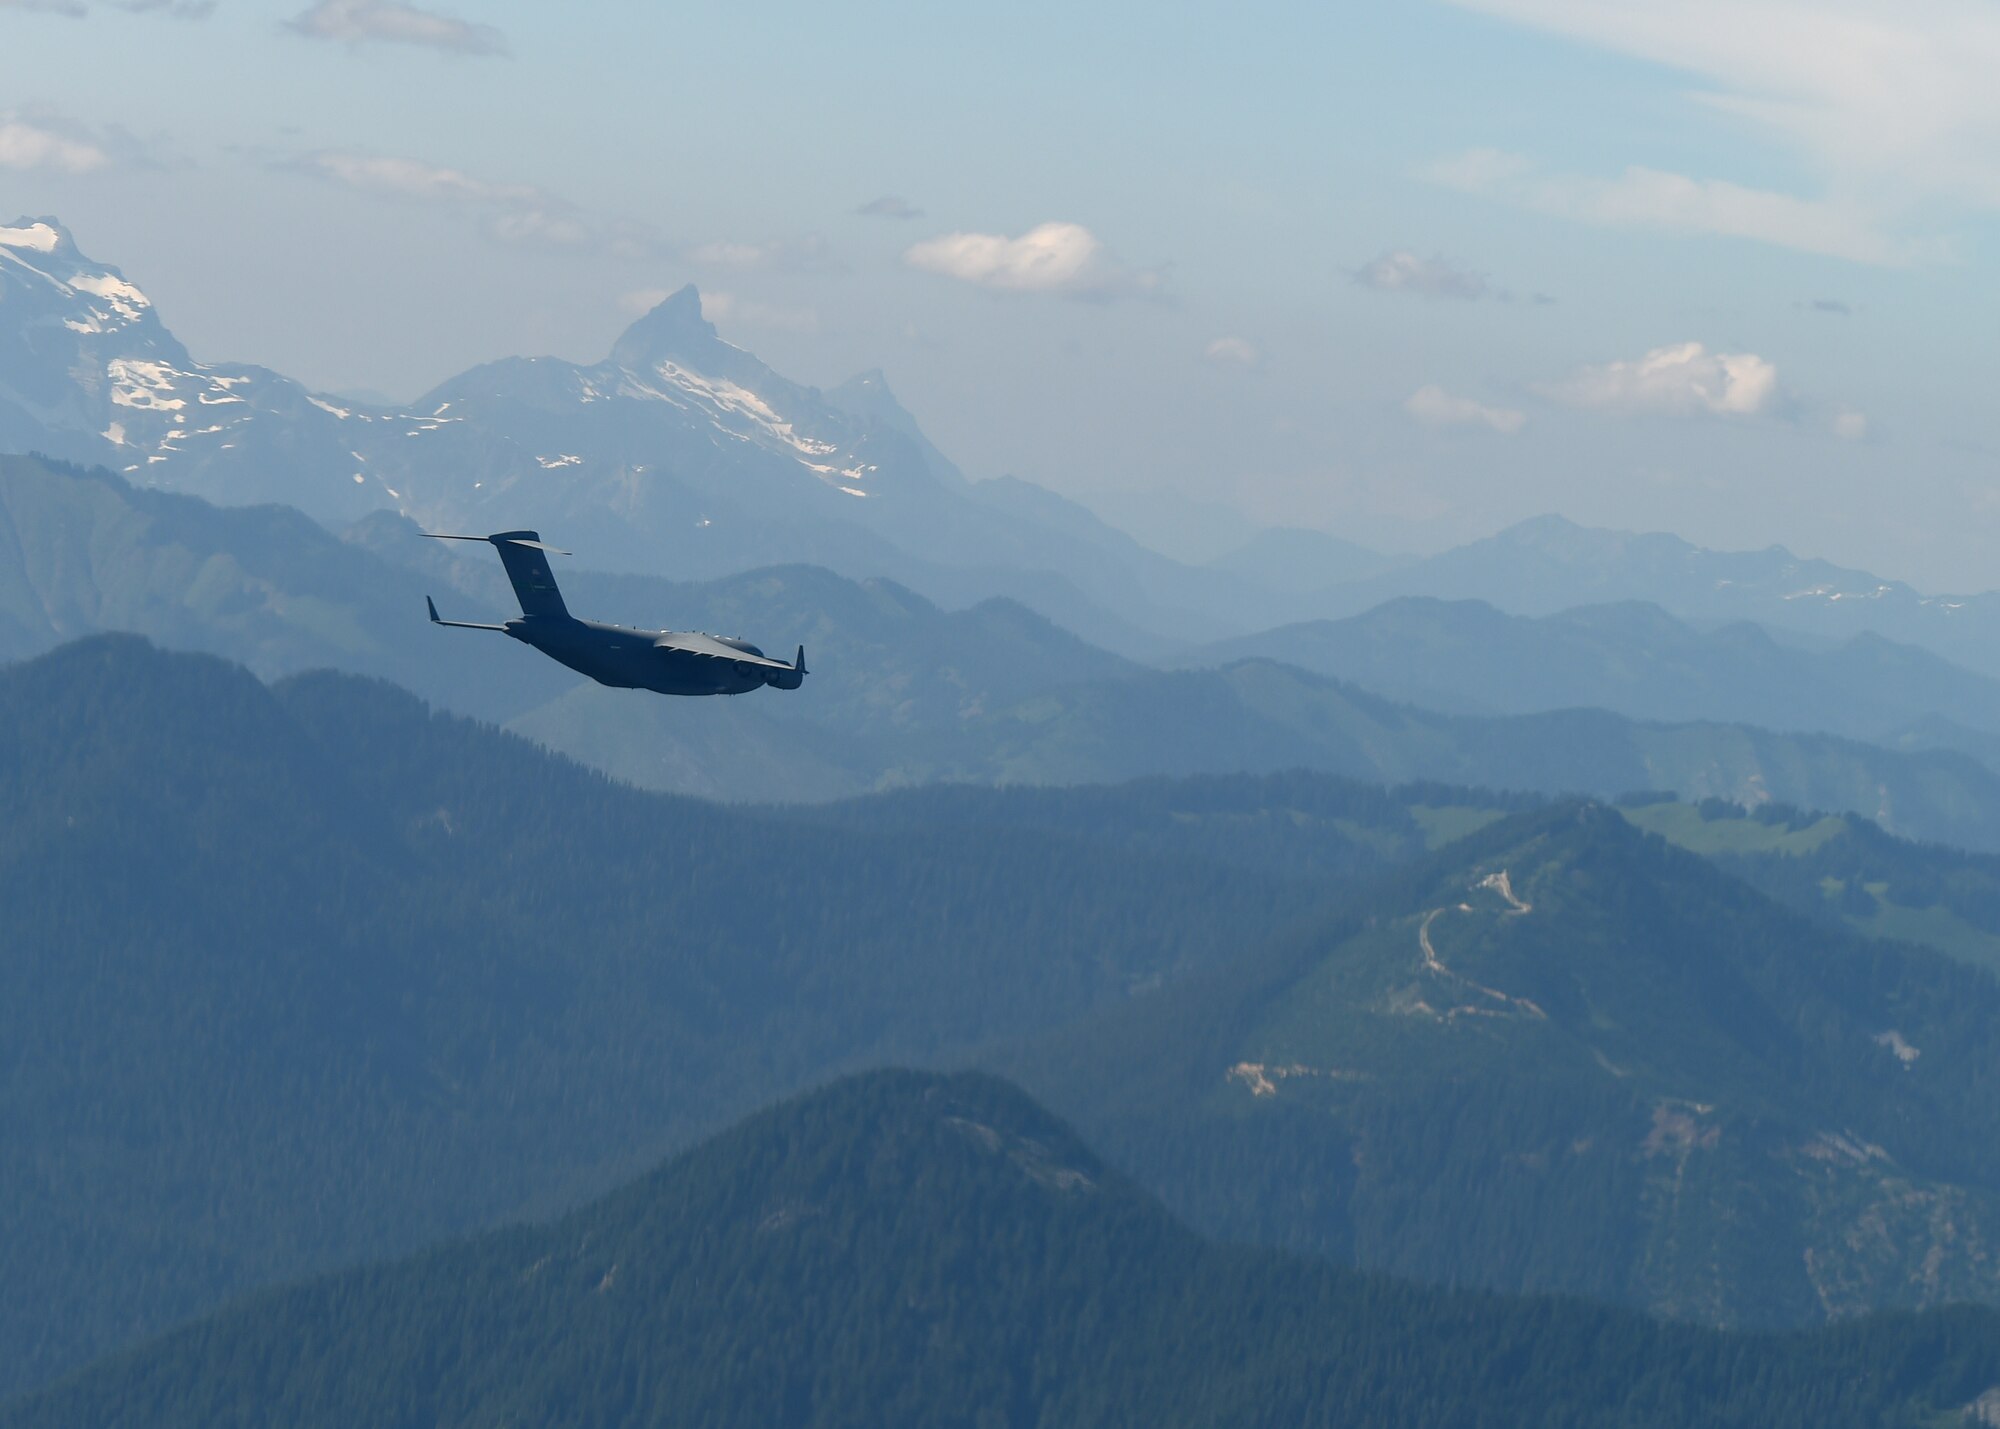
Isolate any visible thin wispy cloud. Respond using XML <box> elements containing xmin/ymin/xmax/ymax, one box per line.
<box><xmin>1203</xmin><ymin>336</ymin><xmax>1261</xmax><ymax>368</ymax></box>
<box><xmin>1354</xmin><ymin>250</ymin><xmax>1489</xmax><ymax>300</ymax></box>
<box><xmin>904</xmin><ymin>221</ymin><xmax>1161</xmax><ymax>299</ymax></box>
<box><xmin>0</xmin><ymin>0</ymin><xmax>212</xmax><ymax>11</ymax></box>
<box><xmin>854</xmin><ymin>195</ymin><xmax>922</xmax><ymax>220</ymax></box>
<box><xmin>292</xmin><ymin>150</ymin><xmax>585</xmax><ymax>247</ymax></box>
<box><xmin>0</xmin><ymin>111</ymin><xmax>114</xmax><ymax>173</ymax></box>
<box><xmin>286</xmin><ymin>0</ymin><xmax>505</xmax><ymax>55</ymax></box>
<box><xmin>1405</xmin><ymin>385</ymin><xmax>1525</xmax><ymax>434</ymax></box>
<box><xmin>1426</xmin><ymin>149</ymin><xmax>1908</xmax><ymax>265</ymax></box>
<box><xmin>1539</xmin><ymin>341</ymin><xmax>1780</xmax><ymax>418</ymax></box>
<box><xmin>107</xmin><ymin>0</ymin><xmax>214</xmax><ymax>15</ymax></box>
<box><xmin>686</xmin><ymin>235</ymin><xmax>837</xmax><ymax>273</ymax></box>
<box><xmin>1440</xmin><ymin>1</ymin><xmax>2000</xmax><ymax>258</ymax></box>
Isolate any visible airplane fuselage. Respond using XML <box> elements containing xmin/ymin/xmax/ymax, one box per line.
<box><xmin>509</xmin><ymin>615</ymin><xmax>782</xmax><ymax>696</ymax></box>
<box><xmin>423</xmin><ymin>529</ymin><xmax>805</xmax><ymax>697</ymax></box>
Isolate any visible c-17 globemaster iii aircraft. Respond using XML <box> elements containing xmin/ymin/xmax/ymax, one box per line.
<box><xmin>424</xmin><ymin>530</ymin><xmax>807</xmax><ymax>696</ymax></box>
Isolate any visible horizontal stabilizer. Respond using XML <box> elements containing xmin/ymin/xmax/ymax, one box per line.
<box><xmin>422</xmin><ymin>531</ymin><xmax>572</xmax><ymax>555</ymax></box>
<box><xmin>424</xmin><ymin>594</ymin><xmax>507</xmax><ymax>632</ymax></box>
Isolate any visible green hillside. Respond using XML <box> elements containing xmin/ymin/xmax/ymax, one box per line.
<box><xmin>9</xmin><ymin>1072</ymin><xmax>1996</xmax><ymax>1429</ymax></box>
<box><xmin>1625</xmin><ymin>795</ymin><xmax>2000</xmax><ymax>978</ymax></box>
<box><xmin>0</xmin><ymin>636</ymin><xmax>1373</xmax><ymax>1397</ymax></box>
<box><xmin>1001</xmin><ymin>802</ymin><xmax>2000</xmax><ymax>1327</ymax></box>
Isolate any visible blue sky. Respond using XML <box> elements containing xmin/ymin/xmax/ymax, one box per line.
<box><xmin>3</xmin><ymin>0</ymin><xmax>1997</xmax><ymax>585</ymax></box>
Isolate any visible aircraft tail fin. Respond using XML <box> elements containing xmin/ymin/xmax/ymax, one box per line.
<box><xmin>765</xmin><ymin>645</ymin><xmax>808</xmax><ymax>690</ymax></box>
<box><xmin>425</xmin><ymin>530</ymin><xmax>571</xmax><ymax>619</ymax></box>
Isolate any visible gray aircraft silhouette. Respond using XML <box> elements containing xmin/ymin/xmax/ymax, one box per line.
<box><xmin>424</xmin><ymin>530</ymin><xmax>807</xmax><ymax>696</ymax></box>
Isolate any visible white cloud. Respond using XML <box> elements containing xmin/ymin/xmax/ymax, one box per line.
<box><xmin>294</xmin><ymin>151</ymin><xmax>584</xmax><ymax>247</ymax></box>
<box><xmin>1441</xmin><ymin>2</ymin><xmax>2000</xmax><ymax>240</ymax></box>
<box><xmin>700</xmin><ymin>291</ymin><xmax>819</xmax><ymax>334</ymax></box>
<box><xmin>1354</xmin><ymin>250</ymin><xmax>1489</xmax><ymax>299</ymax></box>
<box><xmin>1833</xmin><ymin>409</ymin><xmax>1870</xmax><ymax>440</ymax></box>
<box><xmin>1426</xmin><ymin>149</ymin><xmax>1908</xmax><ymax>264</ymax></box>
<box><xmin>0</xmin><ymin>116</ymin><xmax>110</xmax><ymax>173</ymax></box>
<box><xmin>1405</xmin><ymin>385</ymin><xmax>1526</xmax><ymax>434</ymax></box>
<box><xmin>903</xmin><ymin>221</ymin><xmax>1160</xmax><ymax>298</ymax></box>
<box><xmin>1203</xmin><ymin>336</ymin><xmax>1261</xmax><ymax>367</ymax></box>
<box><xmin>1540</xmin><ymin>341</ymin><xmax>1780</xmax><ymax>417</ymax></box>
<box><xmin>286</xmin><ymin>0</ymin><xmax>504</xmax><ymax>54</ymax></box>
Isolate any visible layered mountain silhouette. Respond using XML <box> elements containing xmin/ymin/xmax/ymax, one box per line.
<box><xmin>1179</xmin><ymin>596</ymin><xmax>2000</xmax><ymax>747</ymax></box>
<box><xmin>10</xmin><ymin>451</ymin><xmax>2000</xmax><ymax>844</ymax></box>
<box><xmin>8</xmin><ymin>1072</ymin><xmax>1996</xmax><ymax>1429</ymax></box>
<box><xmin>1321</xmin><ymin>513</ymin><xmax>2000</xmax><ymax>679</ymax></box>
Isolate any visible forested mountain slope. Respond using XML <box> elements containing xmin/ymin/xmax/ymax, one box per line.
<box><xmin>10</xmin><ymin>1072</ymin><xmax>1997</xmax><ymax>1429</ymax></box>
<box><xmin>1001</xmin><ymin>802</ymin><xmax>2000</xmax><ymax>1327</ymax></box>
<box><xmin>0</xmin><ymin>636</ymin><xmax>1346</xmax><ymax>1396</ymax></box>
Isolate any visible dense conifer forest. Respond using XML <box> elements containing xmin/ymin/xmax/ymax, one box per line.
<box><xmin>9</xmin><ymin>1072</ymin><xmax>1997</xmax><ymax>1429</ymax></box>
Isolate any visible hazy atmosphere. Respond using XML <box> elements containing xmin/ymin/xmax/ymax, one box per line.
<box><xmin>5</xmin><ymin>0</ymin><xmax>1995</xmax><ymax>579</ymax></box>
<box><xmin>12</xmin><ymin>4</ymin><xmax>2000</xmax><ymax>1426</ymax></box>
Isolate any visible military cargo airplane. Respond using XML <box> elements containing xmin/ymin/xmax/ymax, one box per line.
<box><xmin>424</xmin><ymin>530</ymin><xmax>807</xmax><ymax>696</ymax></box>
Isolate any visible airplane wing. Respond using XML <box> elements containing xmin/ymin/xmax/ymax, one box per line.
<box><xmin>657</xmin><ymin>632</ymin><xmax>801</xmax><ymax>671</ymax></box>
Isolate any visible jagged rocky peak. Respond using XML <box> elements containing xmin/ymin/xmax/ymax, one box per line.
<box><xmin>610</xmin><ymin>283</ymin><xmax>734</xmax><ymax>371</ymax></box>
<box><xmin>0</xmin><ymin>214</ymin><xmax>184</xmax><ymax>358</ymax></box>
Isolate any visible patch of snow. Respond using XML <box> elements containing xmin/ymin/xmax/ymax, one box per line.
<box><xmin>840</xmin><ymin>486</ymin><xmax>868</xmax><ymax>497</ymax></box>
<box><xmin>308</xmin><ymin>397</ymin><xmax>352</xmax><ymax>419</ymax></box>
<box><xmin>197</xmin><ymin>392</ymin><xmax>246</xmax><ymax>405</ymax></box>
<box><xmin>432</xmin><ymin>402</ymin><xmax>450</xmax><ymax>416</ymax></box>
<box><xmin>64</xmin><ymin>317</ymin><xmax>102</xmax><ymax>335</ymax></box>
<box><xmin>69</xmin><ymin>272</ymin><xmax>151</xmax><ymax>323</ymax></box>
<box><xmin>210</xmin><ymin>375</ymin><xmax>252</xmax><ymax>389</ymax></box>
<box><xmin>536</xmin><ymin>454</ymin><xmax>582</xmax><ymax>468</ymax></box>
<box><xmin>102</xmin><ymin>421</ymin><xmax>125</xmax><ymax>445</ymax></box>
<box><xmin>107</xmin><ymin>358</ymin><xmax>187</xmax><ymax>411</ymax></box>
<box><xmin>0</xmin><ymin>222</ymin><xmax>60</xmax><ymax>252</ymax></box>
<box><xmin>352</xmin><ymin>473</ymin><xmax>365</xmax><ymax>483</ymax></box>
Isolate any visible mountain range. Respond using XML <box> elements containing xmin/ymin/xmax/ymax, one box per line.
<box><xmin>9</xmin><ymin>1071</ymin><xmax>1996</xmax><ymax>1429</ymax></box>
<box><xmin>1177</xmin><ymin>595</ymin><xmax>2000</xmax><ymax>746</ymax></box>
<box><xmin>0</xmin><ymin>216</ymin><xmax>1281</xmax><ymax>654</ymax></box>
<box><xmin>0</xmin><ymin>634</ymin><xmax>1373</xmax><ymax>1396</ymax></box>
<box><xmin>11</xmin><ymin>450</ymin><xmax>2000</xmax><ymax>846</ymax></box>
<box><xmin>13</xmin><ymin>635</ymin><xmax>2000</xmax><ymax>1399</ymax></box>
<box><xmin>1317</xmin><ymin>513</ymin><xmax>2000</xmax><ymax>681</ymax></box>
<box><xmin>23</xmin><ymin>214</ymin><xmax>2000</xmax><ymax>685</ymax></box>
